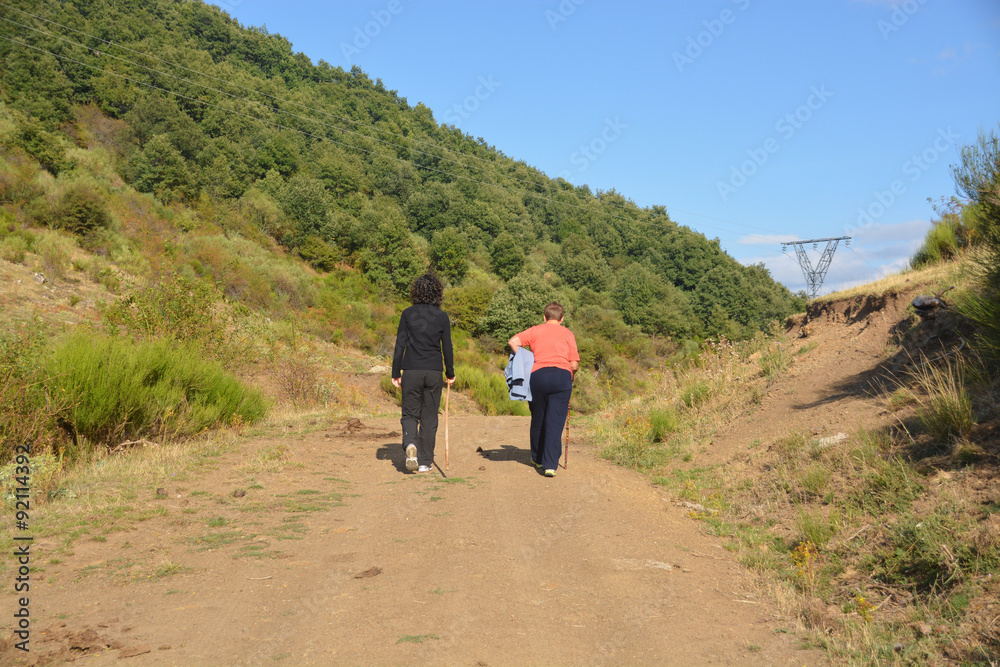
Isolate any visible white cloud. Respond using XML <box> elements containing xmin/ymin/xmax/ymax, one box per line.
<box><xmin>739</xmin><ymin>218</ymin><xmax>933</xmax><ymax>296</ymax></box>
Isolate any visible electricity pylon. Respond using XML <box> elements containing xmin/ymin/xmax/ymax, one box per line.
<box><xmin>782</xmin><ymin>236</ymin><xmax>851</xmax><ymax>299</ymax></box>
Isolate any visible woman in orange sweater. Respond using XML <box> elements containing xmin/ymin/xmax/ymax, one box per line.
<box><xmin>508</xmin><ymin>302</ymin><xmax>579</xmax><ymax>477</ymax></box>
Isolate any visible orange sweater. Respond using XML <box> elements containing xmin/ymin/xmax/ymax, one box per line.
<box><xmin>516</xmin><ymin>321</ymin><xmax>580</xmax><ymax>374</ymax></box>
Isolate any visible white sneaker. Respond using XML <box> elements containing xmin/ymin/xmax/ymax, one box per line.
<box><xmin>405</xmin><ymin>444</ymin><xmax>418</xmax><ymax>472</ymax></box>
<box><xmin>417</xmin><ymin>465</ymin><xmax>432</xmax><ymax>473</ymax></box>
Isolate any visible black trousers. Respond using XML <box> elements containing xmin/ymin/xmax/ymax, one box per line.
<box><xmin>400</xmin><ymin>369</ymin><xmax>443</xmax><ymax>466</ymax></box>
<box><xmin>528</xmin><ymin>367</ymin><xmax>573</xmax><ymax>471</ymax></box>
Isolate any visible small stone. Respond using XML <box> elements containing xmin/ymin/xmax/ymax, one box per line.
<box><xmin>914</xmin><ymin>622</ymin><xmax>932</xmax><ymax>637</ymax></box>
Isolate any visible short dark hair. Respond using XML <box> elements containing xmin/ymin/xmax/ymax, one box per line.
<box><xmin>410</xmin><ymin>273</ymin><xmax>443</xmax><ymax>306</ymax></box>
<box><xmin>543</xmin><ymin>302</ymin><xmax>564</xmax><ymax>321</ymax></box>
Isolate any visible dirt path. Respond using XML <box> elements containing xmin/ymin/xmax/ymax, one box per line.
<box><xmin>2</xmin><ymin>412</ymin><xmax>822</xmax><ymax>666</ymax></box>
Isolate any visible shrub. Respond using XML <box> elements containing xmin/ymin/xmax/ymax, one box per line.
<box><xmin>379</xmin><ymin>375</ymin><xmax>402</xmax><ymax>406</ymax></box>
<box><xmin>452</xmin><ymin>363</ymin><xmax>529</xmax><ymax>416</ymax></box>
<box><xmin>0</xmin><ymin>326</ymin><xmax>66</xmax><ymax>465</ymax></box>
<box><xmin>272</xmin><ymin>354</ymin><xmax>328</xmax><ymax>408</ymax></box>
<box><xmin>52</xmin><ymin>183</ymin><xmax>113</xmax><ymax>236</ymax></box>
<box><xmin>102</xmin><ymin>272</ymin><xmax>226</xmax><ymax>352</ymax></box>
<box><xmin>680</xmin><ymin>381</ymin><xmax>710</xmax><ymax>408</ymax></box>
<box><xmin>443</xmin><ymin>274</ymin><xmax>495</xmax><ymax>332</ymax></box>
<box><xmin>911</xmin><ymin>216</ymin><xmax>962</xmax><ymax>268</ymax></box>
<box><xmin>431</xmin><ymin>228</ymin><xmax>469</xmax><ymax>285</ymax></box>
<box><xmin>912</xmin><ymin>357</ymin><xmax>975</xmax><ymax>445</ymax></box>
<box><xmin>476</xmin><ymin>272</ymin><xmax>554</xmax><ymax>343</ymax></box>
<box><xmin>0</xmin><ymin>235</ymin><xmax>29</xmax><ymax>264</ymax></box>
<box><xmin>46</xmin><ymin>331</ymin><xmax>267</xmax><ymax>447</ymax></box>
<box><xmin>648</xmin><ymin>407</ymin><xmax>677</xmax><ymax>443</ymax></box>
<box><xmin>34</xmin><ymin>230</ymin><xmax>75</xmax><ymax>281</ymax></box>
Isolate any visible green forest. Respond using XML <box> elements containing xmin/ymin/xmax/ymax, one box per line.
<box><xmin>0</xmin><ymin>0</ymin><xmax>803</xmax><ymax>339</ymax></box>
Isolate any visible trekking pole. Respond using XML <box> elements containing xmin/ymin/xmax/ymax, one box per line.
<box><xmin>445</xmin><ymin>382</ymin><xmax>451</xmax><ymax>470</ymax></box>
<box><xmin>563</xmin><ymin>397</ymin><xmax>571</xmax><ymax>470</ymax></box>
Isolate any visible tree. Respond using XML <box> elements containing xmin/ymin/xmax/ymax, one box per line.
<box><xmin>129</xmin><ymin>134</ymin><xmax>193</xmax><ymax>202</ymax></box>
<box><xmin>476</xmin><ymin>272</ymin><xmax>554</xmax><ymax>343</ymax></box>
<box><xmin>53</xmin><ymin>183</ymin><xmax>113</xmax><ymax>237</ymax></box>
<box><xmin>356</xmin><ymin>198</ymin><xmax>423</xmax><ymax>294</ymax></box>
<box><xmin>279</xmin><ymin>174</ymin><xmax>330</xmax><ymax>246</ymax></box>
<box><xmin>430</xmin><ymin>228</ymin><xmax>469</xmax><ymax>285</ymax></box>
<box><xmin>613</xmin><ymin>263</ymin><xmax>698</xmax><ymax>339</ymax></box>
<box><xmin>549</xmin><ymin>235</ymin><xmax>612</xmax><ymax>292</ymax></box>
<box><xmin>489</xmin><ymin>231</ymin><xmax>524</xmax><ymax>281</ymax></box>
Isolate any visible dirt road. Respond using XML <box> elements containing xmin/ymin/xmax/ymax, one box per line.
<box><xmin>2</xmin><ymin>412</ymin><xmax>820</xmax><ymax>666</ymax></box>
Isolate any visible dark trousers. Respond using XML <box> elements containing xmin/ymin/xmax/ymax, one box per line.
<box><xmin>400</xmin><ymin>369</ymin><xmax>443</xmax><ymax>466</ymax></box>
<box><xmin>528</xmin><ymin>367</ymin><xmax>573</xmax><ymax>471</ymax></box>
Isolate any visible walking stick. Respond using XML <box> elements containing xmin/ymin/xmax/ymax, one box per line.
<box><xmin>563</xmin><ymin>397</ymin><xmax>571</xmax><ymax>470</ymax></box>
<box><xmin>445</xmin><ymin>382</ymin><xmax>450</xmax><ymax>470</ymax></box>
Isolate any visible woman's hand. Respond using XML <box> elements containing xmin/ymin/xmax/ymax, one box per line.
<box><xmin>391</xmin><ymin>377</ymin><xmax>401</xmax><ymax>388</ymax></box>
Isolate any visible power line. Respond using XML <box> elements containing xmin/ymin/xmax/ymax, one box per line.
<box><xmin>0</xmin><ymin>1</ymin><xmax>792</xmax><ymax>242</ymax></box>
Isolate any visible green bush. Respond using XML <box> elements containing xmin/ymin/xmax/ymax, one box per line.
<box><xmin>379</xmin><ymin>375</ymin><xmax>402</xmax><ymax>406</ymax></box>
<box><xmin>52</xmin><ymin>183</ymin><xmax>113</xmax><ymax>237</ymax></box>
<box><xmin>46</xmin><ymin>331</ymin><xmax>267</xmax><ymax>447</ymax></box>
<box><xmin>476</xmin><ymin>272</ymin><xmax>554</xmax><ymax>343</ymax></box>
<box><xmin>0</xmin><ymin>235</ymin><xmax>29</xmax><ymax>264</ymax></box>
<box><xmin>102</xmin><ymin>272</ymin><xmax>226</xmax><ymax>352</ymax></box>
<box><xmin>443</xmin><ymin>275</ymin><xmax>495</xmax><ymax>332</ymax></box>
<box><xmin>680</xmin><ymin>381</ymin><xmax>710</xmax><ymax>408</ymax></box>
<box><xmin>911</xmin><ymin>214</ymin><xmax>963</xmax><ymax>268</ymax></box>
<box><xmin>648</xmin><ymin>407</ymin><xmax>677</xmax><ymax>443</ymax></box>
<box><xmin>34</xmin><ymin>231</ymin><xmax>75</xmax><ymax>281</ymax></box>
<box><xmin>452</xmin><ymin>363</ymin><xmax>529</xmax><ymax>416</ymax></box>
<box><xmin>0</xmin><ymin>326</ymin><xmax>65</xmax><ymax>465</ymax></box>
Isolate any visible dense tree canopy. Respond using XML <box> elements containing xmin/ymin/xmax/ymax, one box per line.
<box><xmin>0</xmin><ymin>0</ymin><xmax>805</xmax><ymax>345</ymax></box>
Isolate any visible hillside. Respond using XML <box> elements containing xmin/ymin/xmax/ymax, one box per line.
<box><xmin>0</xmin><ymin>0</ymin><xmax>803</xmax><ymax>352</ymax></box>
<box><xmin>1</xmin><ymin>258</ymin><xmax>996</xmax><ymax>665</ymax></box>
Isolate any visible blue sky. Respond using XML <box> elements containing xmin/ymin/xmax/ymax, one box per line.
<box><xmin>218</xmin><ymin>0</ymin><xmax>1000</xmax><ymax>295</ymax></box>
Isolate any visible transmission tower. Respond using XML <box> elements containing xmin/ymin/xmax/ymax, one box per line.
<box><xmin>782</xmin><ymin>236</ymin><xmax>851</xmax><ymax>299</ymax></box>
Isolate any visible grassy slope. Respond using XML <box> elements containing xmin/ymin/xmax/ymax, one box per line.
<box><xmin>594</xmin><ymin>257</ymin><xmax>1000</xmax><ymax>665</ymax></box>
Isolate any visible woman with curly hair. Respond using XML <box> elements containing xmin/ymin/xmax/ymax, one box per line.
<box><xmin>391</xmin><ymin>273</ymin><xmax>455</xmax><ymax>473</ymax></box>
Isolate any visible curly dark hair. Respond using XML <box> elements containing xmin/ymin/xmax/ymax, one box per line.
<box><xmin>410</xmin><ymin>273</ymin><xmax>443</xmax><ymax>306</ymax></box>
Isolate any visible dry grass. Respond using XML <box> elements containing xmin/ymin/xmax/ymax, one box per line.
<box><xmin>816</xmin><ymin>260</ymin><xmax>966</xmax><ymax>304</ymax></box>
<box><xmin>597</xmin><ymin>278</ymin><xmax>1000</xmax><ymax>665</ymax></box>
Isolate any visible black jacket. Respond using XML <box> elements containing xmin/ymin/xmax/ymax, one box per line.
<box><xmin>391</xmin><ymin>304</ymin><xmax>454</xmax><ymax>379</ymax></box>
